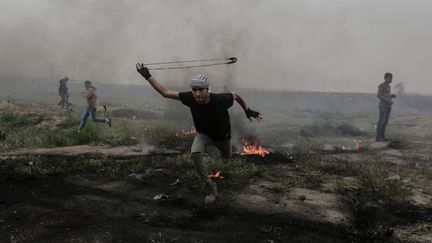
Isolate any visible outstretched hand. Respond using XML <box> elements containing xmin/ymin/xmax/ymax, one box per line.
<box><xmin>245</xmin><ymin>108</ymin><xmax>263</xmax><ymax>122</ymax></box>
<box><xmin>136</xmin><ymin>63</ymin><xmax>152</xmax><ymax>80</ymax></box>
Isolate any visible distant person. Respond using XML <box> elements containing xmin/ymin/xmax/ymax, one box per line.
<box><xmin>78</xmin><ymin>80</ymin><xmax>111</xmax><ymax>130</ymax></box>
<box><xmin>57</xmin><ymin>77</ymin><xmax>73</xmax><ymax>108</ymax></box>
<box><xmin>136</xmin><ymin>63</ymin><xmax>262</xmax><ymax>204</ymax></box>
<box><xmin>376</xmin><ymin>72</ymin><xmax>396</xmax><ymax>141</ymax></box>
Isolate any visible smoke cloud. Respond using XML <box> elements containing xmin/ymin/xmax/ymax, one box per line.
<box><xmin>1</xmin><ymin>0</ymin><xmax>431</xmax><ymax>93</ymax></box>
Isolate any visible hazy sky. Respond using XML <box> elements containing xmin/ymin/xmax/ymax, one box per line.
<box><xmin>1</xmin><ymin>0</ymin><xmax>431</xmax><ymax>93</ymax></box>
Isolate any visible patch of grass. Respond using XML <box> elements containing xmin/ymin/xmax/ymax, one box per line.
<box><xmin>337</xmin><ymin>163</ymin><xmax>411</xmax><ymax>206</ymax></box>
<box><xmin>297</xmin><ymin>154</ymin><xmax>411</xmax><ymax>205</ymax></box>
<box><xmin>56</xmin><ymin>112</ymin><xmax>80</xmax><ymax>129</ymax></box>
<box><xmin>355</xmin><ymin>164</ymin><xmax>411</xmax><ymax>205</ymax></box>
<box><xmin>0</xmin><ymin>112</ymin><xmax>42</xmax><ymax>128</ymax></box>
<box><xmin>0</xmin><ymin>123</ymin><xmax>107</xmax><ymax>150</ymax></box>
<box><xmin>0</xmin><ymin>111</ymin><xmax>191</xmax><ymax>150</ymax></box>
<box><xmin>0</xmin><ymin>155</ymin><xmax>166</xmax><ymax>182</ymax></box>
<box><xmin>298</xmin><ymin>155</ymin><xmax>359</xmax><ymax>175</ymax></box>
<box><xmin>298</xmin><ymin>171</ymin><xmax>325</xmax><ymax>190</ymax></box>
<box><xmin>292</xmin><ymin>155</ymin><xmax>361</xmax><ymax>190</ymax></box>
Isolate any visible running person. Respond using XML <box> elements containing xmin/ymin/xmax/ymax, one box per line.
<box><xmin>78</xmin><ymin>80</ymin><xmax>111</xmax><ymax>130</ymax></box>
<box><xmin>136</xmin><ymin>63</ymin><xmax>262</xmax><ymax>203</ymax></box>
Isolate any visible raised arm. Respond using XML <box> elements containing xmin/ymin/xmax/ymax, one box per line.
<box><xmin>136</xmin><ymin>63</ymin><xmax>179</xmax><ymax>100</ymax></box>
<box><xmin>232</xmin><ymin>92</ymin><xmax>263</xmax><ymax>122</ymax></box>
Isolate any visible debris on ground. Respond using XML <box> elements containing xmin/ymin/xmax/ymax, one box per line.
<box><xmin>169</xmin><ymin>179</ymin><xmax>181</xmax><ymax>186</ymax></box>
<box><xmin>153</xmin><ymin>194</ymin><xmax>168</xmax><ymax>200</ymax></box>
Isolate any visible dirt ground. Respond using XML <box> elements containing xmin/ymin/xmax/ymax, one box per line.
<box><xmin>1</xmin><ymin>100</ymin><xmax>432</xmax><ymax>242</ymax></box>
<box><xmin>1</xmin><ymin>141</ymin><xmax>431</xmax><ymax>242</ymax></box>
<box><xmin>0</xmin><ymin>151</ymin><xmax>362</xmax><ymax>243</ymax></box>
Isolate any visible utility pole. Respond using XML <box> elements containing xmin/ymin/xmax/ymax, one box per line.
<box><xmin>50</xmin><ymin>63</ymin><xmax>54</xmax><ymax>82</ymax></box>
<box><xmin>72</xmin><ymin>62</ymin><xmax>76</xmax><ymax>82</ymax></box>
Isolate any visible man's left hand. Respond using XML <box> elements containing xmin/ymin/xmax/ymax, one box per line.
<box><xmin>245</xmin><ymin>108</ymin><xmax>263</xmax><ymax>122</ymax></box>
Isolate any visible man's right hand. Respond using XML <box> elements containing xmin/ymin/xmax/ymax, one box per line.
<box><xmin>136</xmin><ymin>63</ymin><xmax>152</xmax><ymax>80</ymax></box>
<box><xmin>245</xmin><ymin>108</ymin><xmax>263</xmax><ymax>122</ymax></box>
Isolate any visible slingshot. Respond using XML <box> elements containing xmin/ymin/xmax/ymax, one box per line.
<box><xmin>144</xmin><ymin>57</ymin><xmax>238</xmax><ymax>70</ymax></box>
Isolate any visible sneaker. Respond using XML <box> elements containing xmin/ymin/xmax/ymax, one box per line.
<box><xmin>204</xmin><ymin>181</ymin><xmax>218</xmax><ymax>204</ymax></box>
<box><xmin>106</xmin><ymin>118</ymin><xmax>112</xmax><ymax>128</ymax></box>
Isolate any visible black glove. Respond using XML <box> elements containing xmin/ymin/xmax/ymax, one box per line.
<box><xmin>137</xmin><ymin>64</ymin><xmax>152</xmax><ymax>80</ymax></box>
<box><xmin>245</xmin><ymin>108</ymin><xmax>260</xmax><ymax>120</ymax></box>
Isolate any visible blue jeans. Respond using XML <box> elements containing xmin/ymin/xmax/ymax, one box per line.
<box><xmin>376</xmin><ymin>106</ymin><xmax>391</xmax><ymax>139</ymax></box>
<box><xmin>78</xmin><ymin>106</ymin><xmax>106</xmax><ymax>130</ymax></box>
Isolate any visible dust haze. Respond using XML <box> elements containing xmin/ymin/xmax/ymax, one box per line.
<box><xmin>1</xmin><ymin>0</ymin><xmax>431</xmax><ymax>93</ymax></box>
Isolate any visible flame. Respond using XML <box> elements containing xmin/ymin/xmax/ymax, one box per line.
<box><xmin>353</xmin><ymin>139</ymin><xmax>360</xmax><ymax>152</ymax></box>
<box><xmin>341</xmin><ymin>140</ymin><xmax>360</xmax><ymax>152</ymax></box>
<box><xmin>176</xmin><ymin>125</ymin><xmax>196</xmax><ymax>137</ymax></box>
<box><xmin>209</xmin><ymin>171</ymin><xmax>224</xmax><ymax>179</ymax></box>
<box><xmin>241</xmin><ymin>139</ymin><xmax>270</xmax><ymax>157</ymax></box>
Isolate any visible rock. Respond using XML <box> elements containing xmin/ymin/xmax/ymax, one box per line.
<box><xmin>204</xmin><ymin>194</ymin><xmax>216</xmax><ymax>204</ymax></box>
<box><xmin>153</xmin><ymin>194</ymin><xmax>168</xmax><ymax>200</ymax></box>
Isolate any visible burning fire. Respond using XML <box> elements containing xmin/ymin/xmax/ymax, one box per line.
<box><xmin>241</xmin><ymin>139</ymin><xmax>270</xmax><ymax>157</ymax></box>
<box><xmin>176</xmin><ymin>125</ymin><xmax>196</xmax><ymax>137</ymax></box>
<box><xmin>341</xmin><ymin>139</ymin><xmax>361</xmax><ymax>152</ymax></box>
<box><xmin>353</xmin><ymin>139</ymin><xmax>360</xmax><ymax>152</ymax></box>
<box><xmin>209</xmin><ymin>171</ymin><xmax>224</xmax><ymax>179</ymax></box>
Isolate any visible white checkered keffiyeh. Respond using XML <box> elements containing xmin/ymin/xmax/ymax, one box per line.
<box><xmin>189</xmin><ymin>74</ymin><xmax>209</xmax><ymax>88</ymax></box>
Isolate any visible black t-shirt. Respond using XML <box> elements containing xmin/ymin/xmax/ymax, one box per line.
<box><xmin>179</xmin><ymin>92</ymin><xmax>234</xmax><ymax>140</ymax></box>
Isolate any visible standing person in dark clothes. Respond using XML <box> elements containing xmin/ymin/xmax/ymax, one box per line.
<box><xmin>376</xmin><ymin>72</ymin><xmax>396</xmax><ymax>141</ymax></box>
<box><xmin>136</xmin><ymin>63</ymin><xmax>262</xmax><ymax>204</ymax></box>
<box><xmin>78</xmin><ymin>80</ymin><xmax>111</xmax><ymax>130</ymax></box>
<box><xmin>58</xmin><ymin>77</ymin><xmax>73</xmax><ymax>108</ymax></box>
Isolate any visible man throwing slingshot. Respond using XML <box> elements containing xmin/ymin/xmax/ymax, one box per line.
<box><xmin>136</xmin><ymin>63</ymin><xmax>262</xmax><ymax>204</ymax></box>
